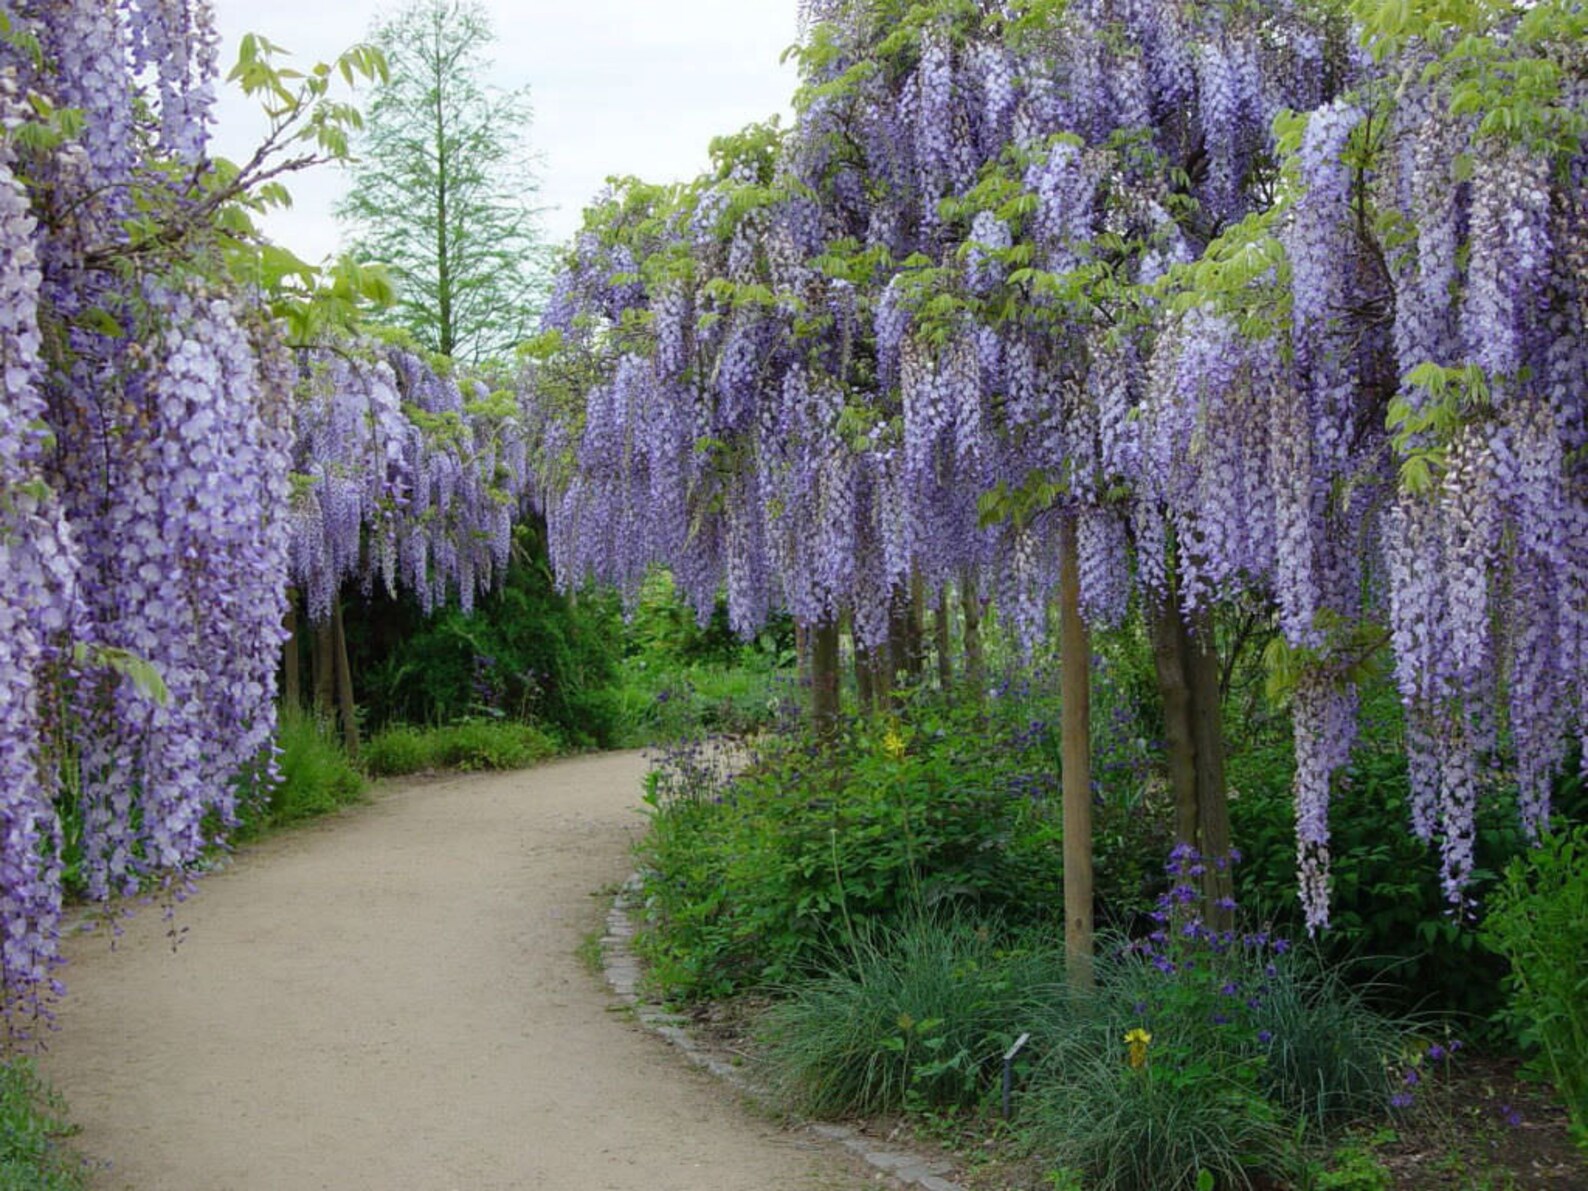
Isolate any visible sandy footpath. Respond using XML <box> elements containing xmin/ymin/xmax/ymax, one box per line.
<box><xmin>39</xmin><ymin>752</ymin><xmax>869</xmax><ymax>1191</ymax></box>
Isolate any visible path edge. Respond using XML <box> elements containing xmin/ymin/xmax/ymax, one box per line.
<box><xmin>601</xmin><ymin>875</ymin><xmax>969</xmax><ymax>1191</ymax></box>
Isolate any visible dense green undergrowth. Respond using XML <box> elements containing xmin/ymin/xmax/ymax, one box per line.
<box><xmin>631</xmin><ymin>639</ymin><xmax>1588</xmax><ymax>1184</ymax></box>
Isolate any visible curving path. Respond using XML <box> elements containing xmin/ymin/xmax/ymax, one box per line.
<box><xmin>39</xmin><ymin>753</ymin><xmax>870</xmax><ymax>1191</ymax></box>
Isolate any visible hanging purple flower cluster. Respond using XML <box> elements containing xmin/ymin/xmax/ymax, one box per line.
<box><xmin>0</xmin><ymin>76</ymin><xmax>81</xmax><ymax>1027</ymax></box>
<box><xmin>1368</xmin><ymin>73</ymin><xmax>1588</xmax><ymax>909</ymax></box>
<box><xmin>287</xmin><ymin>342</ymin><xmax>529</xmax><ymax>623</ymax></box>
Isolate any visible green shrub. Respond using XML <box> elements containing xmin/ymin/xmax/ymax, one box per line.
<box><xmin>634</xmin><ymin>708</ymin><xmax>1072</xmax><ymax>999</ymax></box>
<box><xmin>0</xmin><ymin>1060</ymin><xmax>85</xmax><ymax>1190</ymax></box>
<box><xmin>1225</xmin><ymin>684</ymin><xmax>1577</xmax><ymax>1030</ymax></box>
<box><xmin>238</xmin><ymin>708</ymin><xmax>365</xmax><ymax>835</ymax></box>
<box><xmin>1312</xmin><ymin>1135</ymin><xmax>1396</xmax><ymax>1191</ymax></box>
<box><xmin>759</xmin><ymin>914</ymin><xmax>1065</xmax><ymax>1116</ymax></box>
<box><xmin>361</xmin><ymin>720</ymin><xmax>561</xmax><ymax>777</ymax></box>
<box><xmin>607</xmin><ymin>653</ymin><xmax>793</xmax><ymax>747</ymax></box>
<box><xmin>359</xmin><ymin>725</ymin><xmax>432</xmax><ymax>777</ymax></box>
<box><xmin>1480</xmin><ymin>824</ymin><xmax>1588</xmax><ymax>1152</ymax></box>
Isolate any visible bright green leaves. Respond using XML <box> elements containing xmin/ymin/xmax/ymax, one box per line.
<box><xmin>228</xmin><ymin>33</ymin><xmax>386</xmax><ymax>159</ymax></box>
<box><xmin>1262</xmin><ymin>615</ymin><xmax>1390</xmax><ymax>707</ymax></box>
<box><xmin>978</xmin><ymin>468</ymin><xmax>1069</xmax><ymax>531</ymax></box>
<box><xmin>72</xmin><ymin>643</ymin><xmax>170</xmax><ymax>708</ymax></box>
<box><xmin>1161</xmin><ymin>210</ymin><xmax>1290</xmax><ymax>340</ymax></box>
<box><xmin>1386</xmin><ymin>362</ymin><xmax>1493</xmax><ymax>493</ymax></box>
<box><xmin>4</xmin><ymin>91</ymin><xmax>86</xmax><ymax>158</ymax></box>
<box><xmin>1354</xmin><ymin>0</ymin><xmax>1588</xmax><ymax>158</ymax></box>
<box><xmin>274</xmin><ymin>255</ymin><xmax>396</xmax><ymax>345</ymax></box>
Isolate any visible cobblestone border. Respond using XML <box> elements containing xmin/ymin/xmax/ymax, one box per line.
<box><xmin>601</xmin><ymin>876</ymin><xmax>968</xmax><ymax>1191</ymax></box>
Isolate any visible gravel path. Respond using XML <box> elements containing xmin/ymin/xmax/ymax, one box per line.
<box><xmin>39</xmin><ymin>753</ymin><xmax>870</xmax><ymax>1191</ymax></box>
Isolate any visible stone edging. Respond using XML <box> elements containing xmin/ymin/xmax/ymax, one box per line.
<box><xmin>601</xmin><ymin>875</ymin><xmax>969</xmax><ymax>1191</ymax></box>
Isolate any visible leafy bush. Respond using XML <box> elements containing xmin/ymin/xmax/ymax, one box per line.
<box><xmin>347</xmin><ymin>524</ymin><xmax>621</xmax><ymax>746</ymax></box>
<box><xmin>634</xmin><ymin>710</ymin><xmax>1070</xmax><ymax>999</ymax></box>
<box><xmin>1481</xmin><ymin>824</ymin><xmax>1588</xmax><ymax>1152</ymax></box>
<box><xmin>605</xmin><ymin>652</ymin><xmax>795</xmax><ymax>747</ymax></box>
<box><xmin>0</xmin><ymin>1060</ymin><xmax>84</xmax><ymax>1190</ymax></box>
<box><xmin>632</xmin><ymin>665</ymin><xmax>1178</xmax><ymax>999</ymax></box>
<box><xmin>237</xmin><ymin>708</ymin><xmax>366</xmax><ymax>836</ymax></box>
<box><xmin>759</xmin><ymin>913</ymin><xmax>1065</xmax><ymax>1115</ymax></box>
<box><xmin>361</xmin><ymin>720</ymin><xmax>561</xmax><ymax>777</ymax></box>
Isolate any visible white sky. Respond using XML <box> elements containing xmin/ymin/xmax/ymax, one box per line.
<box><xmin>208</xmin><ymin>1</ymin><xmax>799</xmax><ymax>262</ymax></box>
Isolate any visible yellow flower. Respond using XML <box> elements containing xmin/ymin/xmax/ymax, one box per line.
<box><xmin>881</xmin><ymin>726</ymin><xmax>907</xmax><ymax>762</ymax></box>
<box><xmin>1125</xmin><ymin>1027</ymin><xmax>1152</xmax><ymax>1070</ymax></box>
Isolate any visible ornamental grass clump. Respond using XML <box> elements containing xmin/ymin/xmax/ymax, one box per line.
<box><xmin>758</xmin><ymin>912</ymin><xmax>1066</xmax><ymax>1117</ymax></box>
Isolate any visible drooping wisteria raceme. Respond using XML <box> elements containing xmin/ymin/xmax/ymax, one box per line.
<box><xmin>0</xmin><ymin>0</ymin><xmax>301</xmax><ymax>1030</ymax></box>
<box><xmin>288</xmin><ymin>341</ymin><xmax>531</xmax><ymax>623</ymax></box>
<box><xmin>1361</xmin><ymin>4</ymin><xmax>1588</xmax><ymax>909</ymax></box>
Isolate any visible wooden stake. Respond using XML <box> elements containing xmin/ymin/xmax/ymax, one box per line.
<box><xmin>1059</xmin><ymin>517</ymin><xmax>1094</xmax><ymax>988</ymax></box>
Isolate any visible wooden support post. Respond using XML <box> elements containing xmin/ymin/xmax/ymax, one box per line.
<box><xmin>1059</xmin><ymin>517</ymin><xmax>1094</xmax><ymax>988</ymax></box>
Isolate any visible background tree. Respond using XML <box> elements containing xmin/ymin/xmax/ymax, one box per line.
<box><xmin>338</xmin><ymin>0</ymin><xmax>547</xmax><ymax>363</ymax></box>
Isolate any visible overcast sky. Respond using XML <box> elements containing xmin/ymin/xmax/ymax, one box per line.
<box><xmin>208</xmin><ymin>1</ymin><xmax>799</xmax><ymax>262</ymax></box>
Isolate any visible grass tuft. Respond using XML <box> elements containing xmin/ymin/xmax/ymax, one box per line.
<box><xmin>236</xmin><ymin>707</ymin><xmax>366</xmax><ymax>837</ymax></box>
<box><xmin>361</xmin><ymin>719</ymin><xmax>562</xmax><ymax>777</ymax></box>
<box><xmin>759</xmin><ymin>913</ymin><xmax>1065</xmax><ymax>1117</ymax></box>
<box><xmin>0</xmin><ymin>1060</ymin><xmax>85</xmax><ymax>1190</ymax></box>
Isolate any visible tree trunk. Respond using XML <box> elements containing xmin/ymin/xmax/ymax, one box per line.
<box><xmin>796</xmin><ymin>621</ymin><xmax>812</xmax><ymax>695</ymax></box>
<box><xmin>934</xmin><ymin>586</ymin><xmax>953</xmax><ymax>693</ymax></box>
<box><xmin>1187</xmin><ymin>610</ymin><xmax>1235</xmax><ymax>928</ymax></box>
<box><xmin>886</xmin><ymin>584</ymin><xmax>915</xmax><ymax>695</ymax></box>
<box><xmin>906</xmin><ymin>572</ymin><xmax>927</xmax><ymax>682</ymax></box>
<box><xmin>313</xmin><ymin>616</ymin><xmax>336</xmax><ymax>720</ymax></box>
<box><xmin>811</xmin><ymin>619</ymin><xmax>842</xmax><ymax>741</ymax></box>
<box><xmin>332</xmin><ymin>599</ymin><xmax>360</xmax><ymax>758</ymax></box>
<box><xmin>871</xmin><ymin>635</ymin><xmax>894</xmax><ymax>710</ymax></box>
<box><xmin>1059</xmin><ymin>517</ymin><xmax>1095</xmax><ymax>987</ymax></box>
<box><xmin>856</xmin><ymin>641</ymin><xmax>876</xmax><ymax>715</ymax></box>
<box><xmin>962</xmin><ymin>570</ymin><xmax>984</xmax><ymax>703</ymax></box>
<box><xmin>1151</xmin><ymin>589</ymin><xmax>1237</xmax><ymax>928</ymax></box>
<box><xmin>282</xmin><ymin>593</ymin><xmax>301</xmax><ymax>711</ymax></box>
<box><xmin>1152</xmin><ymin>594</ymin><xmax>1200</xmax><ymax>850</ymax></box>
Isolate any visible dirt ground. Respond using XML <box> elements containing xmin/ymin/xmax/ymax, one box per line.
<box><xmin>38</xmin><ymin>753</ymin><xmax>873</xmax><ymax>1191</ymax></box>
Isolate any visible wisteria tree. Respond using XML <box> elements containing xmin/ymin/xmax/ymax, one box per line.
<box><xmin>533</xmin><ymin>0</ymin><xmax>1586</xmax><ymax>946</ymax></box>
<box><xmin>0</xmin><ymin>1</ymin><xmax>543</xmax><ymax>1034</ymax></box>
<box><xmin>0</xmin><ymin>1</ymin><xmax>383</xmax><ymax>1030</ymax></box>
